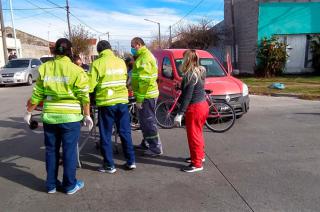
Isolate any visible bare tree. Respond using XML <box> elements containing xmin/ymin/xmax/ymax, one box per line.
<box><xmin>64</xmin><ymin>25</ymin><xmax>92</xmax><ymax>57</ymax></box>
<box><xmin>171</xmin><ymin>19</ymin><xmax>218</xmax><ymax>49</ymax></box>
<box><xmin>147</xmin><ymin>35</ymin><xmax>170</xmax><ymax>50</ymax></box>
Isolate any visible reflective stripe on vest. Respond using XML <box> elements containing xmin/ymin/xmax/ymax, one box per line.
<box><xmin>101</xmin><ymin>80</ymin><xmax>127</xmax><ymax>88</ymax></box>
<box><xmin>43</xmin><ymin>102</ymin><xmax>81</xmax><ymax>110</ymax></box>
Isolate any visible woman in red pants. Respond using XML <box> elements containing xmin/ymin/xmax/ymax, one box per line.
<box><xmin>174</xmin><ymin>49</ymin><xmax>209</xmax><ymax>173</ymax></box>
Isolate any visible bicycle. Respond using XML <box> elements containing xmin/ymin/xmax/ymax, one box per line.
<box><xmin>155</xmin><ymin>89</ymin><xmax>236</xmax><ymax>133</ymax></box>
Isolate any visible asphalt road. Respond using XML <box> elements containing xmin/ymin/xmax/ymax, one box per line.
<box><xmin>0</xmin><ymin>85</ymin><xmax>319</xmax><ymax>212</ymax></box>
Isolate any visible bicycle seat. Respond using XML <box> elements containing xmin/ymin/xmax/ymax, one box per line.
<box><xmin>205</xmin><ymin>89</ymin><xmax>213</xmax><ymax>94</ymax></box>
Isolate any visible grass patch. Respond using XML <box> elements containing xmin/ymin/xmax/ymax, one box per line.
<box><xmin>238</xmin><ymin>75</ymin><xmax>320</xmax><ymax>100</ymax></box>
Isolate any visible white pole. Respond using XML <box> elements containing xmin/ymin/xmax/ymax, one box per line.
<box><xmin>9</xmin><ymin>0</ymin><xmax>20</xmax><ymax>57</ymax></box>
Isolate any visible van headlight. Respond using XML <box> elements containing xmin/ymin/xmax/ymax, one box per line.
<box><xmin>242</xmin><ymin>83</ymin><xmax>249</xmax><ymax>96</ymax></box>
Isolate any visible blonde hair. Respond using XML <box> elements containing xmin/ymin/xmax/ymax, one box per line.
<box><xmin>181</xmin><ymin>49</ymin><xmax>205</xmax><ymax>85</ymax></box>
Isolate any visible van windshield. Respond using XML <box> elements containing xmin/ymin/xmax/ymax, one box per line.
<box><xmin>175</xmin><ymin>58</ymin><xmax>226</xmax><ymax>77</ymax></box>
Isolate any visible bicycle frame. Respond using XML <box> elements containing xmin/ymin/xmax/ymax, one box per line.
<box><xmin>168</xmin><ymin>90</ymin><xmax>181</xmax><ymax>114</ymax></box>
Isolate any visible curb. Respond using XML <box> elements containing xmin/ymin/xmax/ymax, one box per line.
<box><xmin>249</xmin><ymin>92</ymin><xmax>320</xmax><ymax>100</ymax></box>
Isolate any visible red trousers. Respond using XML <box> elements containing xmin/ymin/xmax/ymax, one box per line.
<box><xmin>185</xmin><ymin>101</ymin><xmax>209</xmax><ymax>168</ymax></box>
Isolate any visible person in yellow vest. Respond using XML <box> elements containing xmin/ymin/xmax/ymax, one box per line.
<box><xmin>130</xmin><ymin>37</ymin><xmax>163</xmax><ymax>156</ymax></box>
<box><xmin>24</xmin><ymin>38</ymin><xmax>93</xmax><ymax>194</ymax></box>
<box><xmin>88</xmin><ymin>40</ymin><xmax>136</xmax><ymax>173</ymax></box>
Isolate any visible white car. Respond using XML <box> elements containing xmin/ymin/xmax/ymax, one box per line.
<box><xmin>0</xmin><ymin>58</ymin><xmax>42</xmax><ymax>86</ymax></box>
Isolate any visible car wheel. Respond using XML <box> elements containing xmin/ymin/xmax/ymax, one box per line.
<box><xmin>27</xmin><ymin>75</ymin><xmax>33</xmax><ymax>86</ymax></box>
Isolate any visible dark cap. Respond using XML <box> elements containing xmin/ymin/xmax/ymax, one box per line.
<box><xmin>97</xmin><ymin>40</ymin><xmax>111</xmax><ymax>53</ymax></box>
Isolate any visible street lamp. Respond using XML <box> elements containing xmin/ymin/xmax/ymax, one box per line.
<box><xmin>144</xmin><ymin>18</ymin><xmax>161</xmax><ymax>48</ymax></box>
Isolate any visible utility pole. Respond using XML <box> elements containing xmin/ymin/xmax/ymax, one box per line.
<box><xmin>98</xmin><ymin>32</ymin><xmax>109</xmax><ymax>42</ymax></box>
<box><xmin>169</xmin><ymin>25</ymin><xmax>172</xmax><ymax>48</ymax></box>
<box><xmin>66</xmin><ymin>0</ymin><xmax>71</xmax><ymax>38</ymax></box>
<box><xmin>0</xmin><ymin>0</ymin><xmax>8</xmax><ymax>64</ymax></box>
<box><xmin>144</xmin><ymin>19</ymin><xmax>161</xmax><ymax>49</ymax></box>
<box><xmin>157</xmin><ymin>22</ymin><xmax>161</xmax><ymax>49</ymax></box>
<box><xmin>231</xmin><ymin>0</ymin><xmax>237</xmax><ymax>68</ymax></box>
<box><xmin>9</xmin><ymin>0</ymin><xmax>19</xmax><ymax>57</ymax></box>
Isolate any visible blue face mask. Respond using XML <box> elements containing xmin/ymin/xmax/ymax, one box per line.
<box><xmin>131</xmin><ymin>48</ymin><xmax>137</xmax><ymax>56</ymax></box>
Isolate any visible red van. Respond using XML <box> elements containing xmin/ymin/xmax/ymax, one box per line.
<box><xmin>152</xmin><ymin>49</ymin><xmax>249</xmax><ymax>117</ymax></box>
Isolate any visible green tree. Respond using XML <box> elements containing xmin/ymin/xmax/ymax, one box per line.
<box><xmin>255</xmin><ymin>36</ymin><xmax>288</xmax><ymax>77</ymax></box>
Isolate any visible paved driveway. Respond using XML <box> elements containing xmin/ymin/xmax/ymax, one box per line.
<box><xmin>0</xmin><ymin>85</ymin><xmax>319</xmax><ymax>212</ymax></box>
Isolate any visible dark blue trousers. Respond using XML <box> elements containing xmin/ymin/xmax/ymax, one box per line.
<box><xmin>43</xmin><ymin>122</ymin><xmax>80</xmax><ymax>192</ymax></box>
<box><xmin>138</xmin><ymin>98</ymin><xmax>163</xmax><ymax>154</ymax></box>
<box><xmin>98</xmin><ymin>103</ymin><xmax>135</xmax><ymax>167</ymax></box>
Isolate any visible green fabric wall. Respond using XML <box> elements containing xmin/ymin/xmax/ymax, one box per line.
<box><xmin>258</xmin><ymin>2</ymin><xmax>320</xmax><ymax>40</ymax></box>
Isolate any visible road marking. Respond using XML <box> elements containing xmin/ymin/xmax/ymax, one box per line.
<box><xmin>1</xmin><ymin>155</ymin><xmax>22</xmax><ymax>163</ymax></box>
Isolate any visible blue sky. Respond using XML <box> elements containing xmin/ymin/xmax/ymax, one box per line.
<box><xmin>3</xmin><ymin>0</ymin><xmax>224</xmax><ymax>51</ymax></box>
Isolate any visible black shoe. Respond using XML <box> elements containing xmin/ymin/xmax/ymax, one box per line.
<box><xmin>185</xmin><ymin>157</ymin><xmax>205</xmax><ymax>163</ymax></box>
<box><xmin>181</xmin><ymin>164</ymin><xmax>203</xmax><ymax>173</ymax></box>
<box><xmin>135</xmin><ymin>142</ymin><xmax>149</xmax><ymax>150</ymax></box>
<box><xmin>143</xmin><ymin>149</ymin><xmax>163</xmax><ymax>157</ymax></box>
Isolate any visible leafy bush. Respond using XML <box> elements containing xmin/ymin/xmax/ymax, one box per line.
<box><xmin>255</xmin><ymin>36</ymin><xmax>288</xmax><ymax>77</ymax></box>
<box><xmin>310</xmin><ymin>35</ymin><xmax>320</xmax><ymax>75</ymax></box>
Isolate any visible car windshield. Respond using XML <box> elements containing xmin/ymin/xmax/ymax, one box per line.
<box><xmin>5</xmin><ymin>60</ymin><xmax>30</xmax><ymax>68</ymax></box>
<box><xmin>175</xmin><ymin>58</ymin><xmax>226</xmax><ymax>77</ymax></box>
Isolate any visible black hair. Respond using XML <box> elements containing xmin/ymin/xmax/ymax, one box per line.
<box><xmin>97</xmin><ymin>40</ymin><xmax>112</xmax><ymax>53</ymax></box>
<box><xmin>73</xmin><ymin>55</ymin><xmax>81</xmax><ymax>62</ymax></box>
<box><xmin>54</xmin><ymin>38</ymin><xmax>73</xmax><ymax>59</ymax></box>
<box><xmin>131</xmin><ymin>37</ymin><xmax>145</xmax><ymax>46</ymax></box>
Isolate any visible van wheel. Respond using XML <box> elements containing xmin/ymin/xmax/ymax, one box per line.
<box><xmin>27</xmin><ymin>75</ymin><xmax>32</xmax><ymax>86</ymax></box>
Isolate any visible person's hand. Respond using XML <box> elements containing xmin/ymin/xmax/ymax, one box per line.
<box><xmin>83</xmin><ymin>115</ymin><xmax>93</xmax><ymax>131</ymax></box>
<box><xmin>174</xmin><ymin>114</ymin><xmax>183</xmax><ymax>127</ymax></box>
<box><xmin>24</xmin><ymin>109</ymin><xmax>32</xmax><ymax>125</ymax></box>
<box><xmin>136</xmin><ymin>102</ymin><xmax>143</xmax><ymax>110</ymax></box>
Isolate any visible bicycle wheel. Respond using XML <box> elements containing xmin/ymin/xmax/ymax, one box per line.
<box><xmin>205</xmin><ymin>101</ymin><xmax>235</xmax><ymax>133</ymax></box>
<box><xmin>155</xmin><ymin>100</ymin><xmax>178</xmax><ymax>129</ymax></box>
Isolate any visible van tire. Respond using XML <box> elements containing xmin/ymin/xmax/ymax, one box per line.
<box><xmin>27</xmin><ymin>75</ymin><xmax>32</xmax><ymax>86</ymax></box>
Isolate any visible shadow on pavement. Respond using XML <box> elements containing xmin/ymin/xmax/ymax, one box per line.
<box><xmin>0</xmin><ymin>117</ymin><xmax>46</xmax><ymax>192</ymax></box>
<box><xmin>79</xmin><ymin>143</ymin><xmax>186</xmax><ymax>171</ymax></box>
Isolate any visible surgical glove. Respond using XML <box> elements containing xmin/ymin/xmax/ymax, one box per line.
<box><xmin>136</xmin><ymin>102</ymin><xmax>143</xmax><ymax>110</ymax></box>
<box><xmin>24</xmin><ymin>110</ymin><xmax>32</xmax><ymax>125</ymax></box>
<box><xmin>174</xmin><ymin>114</ymin><xmax>183</xmax><ymax>127</ymax></box>
<box><xmin>83</xmin><ymin>115</ymin><xmax>93</xmax><ymax>131</ymax></box>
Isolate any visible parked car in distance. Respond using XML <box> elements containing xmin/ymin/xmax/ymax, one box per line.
<box><xmin>152</xmin><ymin>49</ymin><xmax>249</xmax><ymax>117</ymax></box>
<box><xmin>40</xmin><ymin>55</ymin><xmax>54</xmax><ymax>63</ymax></box>
<box><xmin>0</xmin><ymin>58</ymin><xmax>42</xmax><ymax>86</ymax></box>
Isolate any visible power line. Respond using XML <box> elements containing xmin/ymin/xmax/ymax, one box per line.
<box><xmin>23</xmin><ymin>0</ymin><xmax>66</xmax><ymax>23</ymax></box>
<box><xmin>44</xmin><ymin>0</ymin><xmax>103</xmax><ymax>35</ymax></box>
<box><xmin>171</xmin><ymin>0</ymin><xmax>205</xmax><ymax>27</ymax></box>
<box><xmin>45</xmin><ymin>0</ymin><xmax>63</xmax><ymax>8</ymax></box>
<box><xmin>69</xmin><ymin>12</ymin><xmax>102</xmax><ymax>34</ymax></box>
<box><xmin>2</xmin><ymin>6</ymin><xmax>63</xmax><ymax>10</ymax></box>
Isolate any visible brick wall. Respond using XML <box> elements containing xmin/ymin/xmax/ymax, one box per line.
<box><xmin>21</xmin><ymin>44</ymin><xmax>50</xmax><ymax>58</ymax></box>
<box><xmin>224</xmin><ymin>0</ymin><xmax>259</xmax><ymax>74</ymax></box>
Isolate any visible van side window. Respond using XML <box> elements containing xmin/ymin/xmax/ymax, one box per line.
<box><xmin>162</xmin><ymin>57</ymin><xmax>173</xmax><ymax>79</ymax></box>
